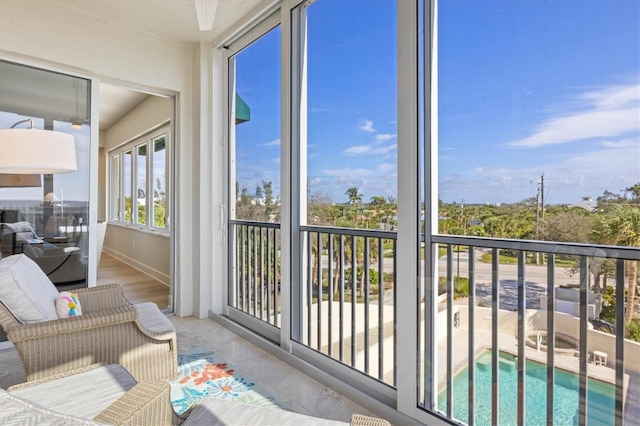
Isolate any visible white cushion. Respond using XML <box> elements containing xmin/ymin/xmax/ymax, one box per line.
<box><xmin>0</xmin><ymin>389</ymin><xmax>101</xmax><ymax>425</ymax></box>
<box><xmin>135</xmin><ymin>302</ymin><xmax>173</xmax><ymax>333</ymax></box>
<box><xmin>0</xmin><ymin>254</ymin><xmax>59</xmax><ymax>323</ymax></box>
<box><xmin>10</xmin><ymin>364</ymin><xmax>137</xmax><ymax>420</ymax></box>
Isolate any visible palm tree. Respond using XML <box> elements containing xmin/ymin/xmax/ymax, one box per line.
<box><xmin>345</xmin><ymin>187</ymin><xmax>363</xmax><ymax>210</ymax></box>
<box><xmin>591</xmin><ymin>205</ymin><xmax>640</xmax><ymax>324</ymax></box>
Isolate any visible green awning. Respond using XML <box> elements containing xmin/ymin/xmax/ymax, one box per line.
<box><xmin>235</xmin><ymin>94</ymin><xmax>250</xmax><ymax>124</ymax></box>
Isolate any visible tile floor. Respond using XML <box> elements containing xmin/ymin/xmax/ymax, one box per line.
<box><xmin>0</xmin><ymin>315</ymin><xmax>378</xmax><ymax>423</ymax></box>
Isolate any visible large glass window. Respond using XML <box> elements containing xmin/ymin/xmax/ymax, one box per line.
<box><xmin>304</xmin><ymin>0</ymin><xmax>398</xmax><ymax>228</ymax></box>
<box><xmin>109</xmin><ymin>155</ymin><xmax>120</xmax><ymax>221</ymax></box>
<box><xmin>0</xmin><ymin>60</ymin><xmax>91</xmax><ymax>291</ymax></box>
<box><xmin>226</xmin><ymin>17</ymin><xmax>282</xmax><ymax>333</ymax></box>
<box><xmin>221</xmin><ymin>1</ymin><xmax>638</xmax><ymax>424</ymax></box>
<box><xmin>123</xmin><ymin>149</ymin><xmax>132</xmax><ymax>223</ymax></box>
<box><xmin>136</xmin><ymin>144</ymin><xmax>147</xmax><ymax>224</ymax></box>
<box><xmin>152</xmin><ymin>135</ymin><xmax>167</xmax><ymax>228</ymax></box>
<box><xmin>293</xmin><ymin>0</ymin><xmax>398</xmax><ymax>386</ymax></box>
<box><xmin>109</xmin><ymin>126</ymin><xmax>170</xmax><ymax>232</ymax></box>
<box><xmin>230</xmin><ymin>26</ymin><xmax>281</xmax><ymax>223</ymax></box>
<box><xmin>436</xmin><ymin>1</ymin><xmax>640</xmax><ymax>242</ymax></box>
<box><xmin>423</xmin><ymin>1</ymin><xmax>639</xmax><ymax>424</ymax></box>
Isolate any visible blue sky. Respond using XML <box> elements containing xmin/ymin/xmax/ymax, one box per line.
<box><xmin>234</xmin><ymin>0</ymin><xmax>639</xmax><ymax>205</ymax></box>
<box><xmin>438</xmin><ymin>1</ymin><xmax>640</xmax><ymax>204</ymax></box>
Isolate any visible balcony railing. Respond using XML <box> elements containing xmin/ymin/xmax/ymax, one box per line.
<box><xmin>299</xmin><ymin>225</ymin><xmax>397</xmax><ymax>386</ymax></box>
<box><xmin>230</xmin><ymin>220</ymin><xmax>281</xmax><ymax>328</ymax></box>
<box><xmin>424</xmin><ymin>236</ymin><xmax>639</xmax><ymax>425</ymax></box>
<box><xmin>230</xmin><ymin>221</ymin><xmax>637</xmax><ymax>424</ymax></box>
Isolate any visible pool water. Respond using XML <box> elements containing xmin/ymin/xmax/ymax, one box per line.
<box><xmin>437</xmin><ymin>350</ymin><xmax>616</xmax><ymax>425</ymax></box>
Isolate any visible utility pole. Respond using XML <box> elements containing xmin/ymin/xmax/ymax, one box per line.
<box><xmin>540</xmin><ymin>174</ymin><xmax>545</xmax><ymax>220</ymax></box>
<box><xmin>535</xmin><ymin>185</ymin><xmax>540</xmax><ymax>264</ymax></box>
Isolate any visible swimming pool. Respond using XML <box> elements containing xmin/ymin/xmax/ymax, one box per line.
<box><xmin>437</xmin><ymin>350</ymin><xmax>616</xmax><ymax>425</ymax></box>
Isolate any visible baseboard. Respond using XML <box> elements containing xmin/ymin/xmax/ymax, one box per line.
<box><xmin>102</xmin><ymin>248</ymin><xmax>170</xmax><ymax>286</ymax></box>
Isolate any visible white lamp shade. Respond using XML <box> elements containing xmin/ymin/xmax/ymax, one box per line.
<box><xmin>44</xmin><ymin>192</ymin><xmax>60</xmax><ymax>203</ymax></box>
<box><xmin>0</xmin><ymin>128</ymin><xmax>77</xmax><ymax>174</ymax></box>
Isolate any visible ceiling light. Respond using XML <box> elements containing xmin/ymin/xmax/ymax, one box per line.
<box><xmin>0</xmin><ymin>118</ymin><xmax>77</xmax><ymax>174</ymax></box>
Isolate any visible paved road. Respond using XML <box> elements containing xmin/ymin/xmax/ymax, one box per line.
<box><xmin>321</xmin><ymin>249</ymin><xmax>582</xmax><ymax>309</ymax></box>
<box><xmin>438</xmin><ymin>251</ymin><xmax>580</xmax><ymax>309</ymax></box>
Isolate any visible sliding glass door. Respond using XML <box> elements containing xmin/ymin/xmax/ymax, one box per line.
<box><xmin>0</xmin><ymin>61</ymin><xmax>92</xmax><ymax>286</ymax></box>
<box><xmin>225</xmin><ymin>14</ymin><xmax>282</xmax><ymax>341</ymax></box>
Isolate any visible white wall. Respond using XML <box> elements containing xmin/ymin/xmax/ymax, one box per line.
<box><xmin>103</xmin><ymin>226</ymin><xmax>171</xmax><ymax>285</ymax></box>
<box><xmin>102</xmin><ymin>96</ymin><xmax>172</xmax><ymax>151</ymax></box>
<box><xmin>0</xmin><ymin>0</ymin><xmax>200</xmax><ymax>316</ymax></box>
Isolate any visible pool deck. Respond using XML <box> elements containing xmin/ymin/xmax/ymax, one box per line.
<box><xmin>437</xmin><ymin>328</ymin><xmax>640</xmax><ymax>423</ymax></box>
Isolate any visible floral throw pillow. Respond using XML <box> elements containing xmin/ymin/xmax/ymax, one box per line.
<box><xmin>55</xmin><ymin>291</ymin><xmax>82</xmax><ymax>318</ymax></box>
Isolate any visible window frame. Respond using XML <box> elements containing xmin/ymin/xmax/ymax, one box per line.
<box><xmin>108</xmin><ymin>123</ymin><xmax>170</xmax><ymax>233</ymax></box>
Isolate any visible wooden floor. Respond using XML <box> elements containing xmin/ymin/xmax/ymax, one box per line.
<box><xmin>97</xmin><ymin>253</ymin><xmax>170</xmax><ymax>310</ymax></box>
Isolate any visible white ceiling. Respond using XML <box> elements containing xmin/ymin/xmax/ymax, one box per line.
<box><xmin>99</xmin><ymin>85</ymin><xmax>149</xmax><ymax>130</ymax></box>
<box><xmin>54</xmin><ymin>0</ymin><xmax>273</xmax><ymax>129</ymax></box>
<box><xmin>52</xmin><ymin>0</ymin><xmax>272</xmax><ymax>46</ymax></box>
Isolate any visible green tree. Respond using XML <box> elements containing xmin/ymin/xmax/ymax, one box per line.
<box><xmin>537</xmin><ymin>210</ymin><xmax>593</xmax><ymax>243</ymax></box>
<box><xmin>345</xmin><ymin>187</ymin><xmax>363</xmax><ymax>210</ymax></box>
<box><xmin>591</xmin><ymin>205</ymin><xmax>640</xmax><ymax>323</ymax></box>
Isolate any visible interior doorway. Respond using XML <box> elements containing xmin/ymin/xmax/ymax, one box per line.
<box><xmin>98</xmin><ymin>82</ymin><xmax>174</xmax><ymax>312</ymax></box>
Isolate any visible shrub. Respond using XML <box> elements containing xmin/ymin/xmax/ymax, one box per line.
<box><xmin>627</xmin><ymin>319</ymin><xmax>640</xmax><ymax>342</ymax></box>
<box><xmin>437</xmin><ymin>276</ymin><xmax>469</xmax><ymax>299</ymax></box>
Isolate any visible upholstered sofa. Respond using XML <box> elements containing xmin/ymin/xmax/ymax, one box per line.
<box><xmin>0</xmin><ymin>254</ymin><xmax>177</xmax><ymax>382</ymax></box>
<box><xmin>21</xmin><ymin>243</ymin><xmax>86</xmax><ymax>284</ymax></box>
<box><xmin>0</xmin><ymin>221</ymin><xmax>39</xmax><ymax>256</ymax></box>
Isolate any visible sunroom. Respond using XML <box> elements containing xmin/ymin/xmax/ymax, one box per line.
<box><xmin>1</xmin><ymin>1</ymin><xmax>638</xmax><ymax>425</ymax></box>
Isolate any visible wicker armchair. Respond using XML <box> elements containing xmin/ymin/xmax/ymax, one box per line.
<box><xmin>4</xmin><ymin>363</ymin><xmax>177</xmax><ymax>425</ymax></box>
<box><xmin>0</xmin><ymin>254</ymin><xmax>177</xmax><ymax>383</ymax></box>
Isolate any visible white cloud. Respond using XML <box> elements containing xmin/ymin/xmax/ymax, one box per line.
<box><xmin>600</xmin><ymin>138</ymin><xmax>636</xmax><ymax>148</ymax></box>
<box><xmin>322</xmin><ymin>163</ymin><xmax>398</xmax><ymax>201</ymax></box>
<box><xmin>260</xmin><ymin>138</ymin><xmax>281</xmax><ymax>147</ymax></box>
<box><xmin>442</xmin><ymin>136</ymin><xmax>639</xmax><ymax>204</ymax></box>
<box><xmin>375</xmin><ymin>133</ymin><xmax>396</xmax><ymax>142</ymax></box>
<box><xmin>358</xmin><ymin>119</ymin><xmax>375</xmax><ymax>133</ymax></box>
<box><xmin>324</xmin><ymin>168</ymin><xmax>371</xmax><ymax>179</ymax></box>
<box><xmin>473</xmin><ymin>166</ymin><xmax>510</xmax><ymax>174</ymax></box>
<box><xmin>343</xmin><ymin>143</ymin><xmax>396</xmax><ymax>156</ymax></box>
<box><xmin>343</xmin><ymin>145</ymin><xmax>371</xmax><ymax>155</ymax></box>
<box><xmin>580</xmin><ymin>84</ymin><xmax>639</xmax><ymax>109</ymax></box>
<box><xmin>378</xmin><ymin>162</ymin><xmax>395</xmax><ymax>173</ymax></box>
<box><xmin>508</xmin><ymin>83</ymin><xmax>640</xmax><ymax>148</ymax></box>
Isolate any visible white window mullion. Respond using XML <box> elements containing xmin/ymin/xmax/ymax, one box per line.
<box><xmin>279</xmin><ymin>1</ymin><xmax>295</xmax><ymax>349</ymax></box>
<box><xmin>395</xmin><ymin>0</ymin><xmax>422</xmax><ymax>419</ymax></box>
<box><xmin>146</xmin><ymin>139</ymin><xmax>153</xmax><ymax>228</ymax></box>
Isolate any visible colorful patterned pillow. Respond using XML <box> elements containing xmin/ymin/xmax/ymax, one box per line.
<box><xmin>55</xmin><ymin>291</ymin><xmax>82</xmax><ymax>318</ymax></box>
